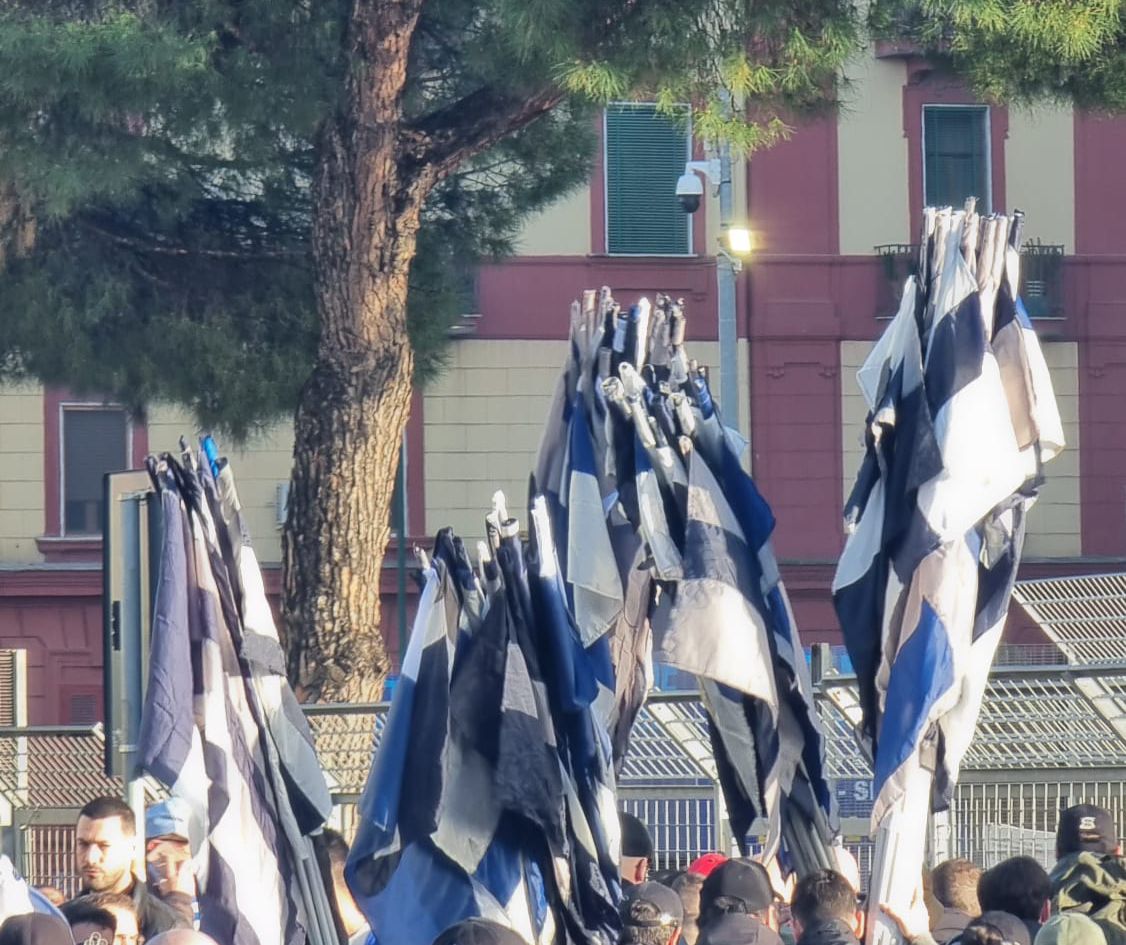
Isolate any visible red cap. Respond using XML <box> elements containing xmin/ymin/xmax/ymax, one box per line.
<box><xmin>687</xmin><ymin>853</ymin><xmax>728</xmax><ymax>877</ymax></box>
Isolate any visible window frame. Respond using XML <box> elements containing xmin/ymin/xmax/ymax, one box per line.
<box><xmin>602</xmin><ymin>102</ymin><xmax>695</xmax><ymax>258</ymax></box>
<box><xmin>57</xmin><ymin>402</ymin><xmax>134</xmax><ymax>538</ymax></box>
<box><xmin>920</xmin><ymin>103</ymin><xmax>993</xmax><ymax>213</ymax></box>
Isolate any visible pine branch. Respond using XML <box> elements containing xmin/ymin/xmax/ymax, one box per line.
<box><xmin>79</xmin><ymin>216</ymin><xmax>306</xmax><ymax>261</ymax></box>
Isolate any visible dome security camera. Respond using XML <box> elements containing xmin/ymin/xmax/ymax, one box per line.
<box><xmin>676</xmin><ymin>171</ymin><xmax>704</xmax><ymax>214</ymax></box>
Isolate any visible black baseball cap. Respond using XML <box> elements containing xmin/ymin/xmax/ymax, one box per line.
<box><xmin>1057</xmin><ymin>804</ymin><xmax>1118</xmax><ymax>857</ymax></box>
<box><xmin>971</xmin><ymin>912</ymin><xmax>1032</xmax><ymax>945</ymax></box>
<box><xmin>697</xmin><ymin>913</ymin><xmax>784</xmax><ymax>945</ymax></box>
<box><xmin>432</xmin><ymin>919</ymin><xmax>526</xmax><ymax>945</ymax></box>
<box><xmin>622</xmin><ymin>882</ymin><xmax>685</xmax><ymax>928</ymax></box>
<box><xmin>700</xmin><ymin>858</ymin><xmax>776</xmax><ymax>915</ymax></box>
<box><xmin>621</xmin><ymin>812</ymin><xmax>656</xmax><ymax>860</ymax></box>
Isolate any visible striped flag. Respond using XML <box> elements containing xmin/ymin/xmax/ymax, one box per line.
<box><xmin>833</xmin><ymin>209</ymin><xmax>1063</xmax><ymax>934</ymax></box>
<box><xmin>139</xmin><ymin>452</ymin><xmax>336</xmax><ymax>945</ymax></box>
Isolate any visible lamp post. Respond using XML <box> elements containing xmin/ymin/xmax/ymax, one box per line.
<box><xmin>680</xmin><ymin>155</ymin><xmax>753</xmax><ymax>432</ymax></box>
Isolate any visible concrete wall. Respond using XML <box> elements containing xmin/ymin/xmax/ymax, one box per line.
<box><xmin>837</xmin><ymin>53</ymin><xmax>911</xmax><ymax>254</ymax></box>
<box><xmin>0</xmin><ymin>382</ymin><xmax>44</xmax><ymax>565</ymax></box>
<box><xmin>1005</xmin><ymin>105</ymin><xmax>1076</xmax><ymax>252</ymax></box>
<box><xmin>840</xmin><ymin>340</ymin><xmax>1081</xmax><ymax>557</ymax></box>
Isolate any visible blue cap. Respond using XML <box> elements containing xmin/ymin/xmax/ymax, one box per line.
<box><xmin>145</xmin><ymin>797</ymin><xmax>191</xmax><ymax>840</ymax></box>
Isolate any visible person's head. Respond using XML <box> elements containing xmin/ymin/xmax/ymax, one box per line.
<box><xmin>620</xmin><ymin>813</ymin><xmax>655</xmax><ymax>887</ymax></box>
<box><xmin>1056</xmin><ymin>805</ymin><xmax>1120</xmax><ymax>861</ymax></box>
<box><xmin>977</xmin><ymin>857</ymin><xmax>1051</xmax><ymax>925</ymax></box>
<box><xmin>431</xmin><ymin>919</ymin><xmax>525</xmax><ymax>945</ymax></box>
<box><xmin>60</xmin><ymin>897</ymin><xmax>118</xmax><ymax>945</ymax></box>
<box><xmin>81</xmin><ymin>893</ymin><xmax>139</xmax><ymax>945</ymax></box>
<box><xmin>699</xmin><ymin>859</ymin><xmax>778</xmax><ymax>932</ymax></box>
<box><xmin>621</xmin><ymin>881</ymin><xmax>684</xmax><ymax>945</ymax></box>
<box><xmin>790</xmin><ymin>869</ymin><xmax>863</xmax><ymax>941</ymax></box>
<box><xmin>0</xmin><ymin>915</ymin><xmax>74</xmax><ymax>945</ymax></box>
<box><xmin>931</xmin><ymin>859</ymin><xmax>982</xmax><ymax>916</ymax></box>
<box><xmin>671</xmin><ymin>872</ymin><xmax>706</xmax><ymax>945</ymax></box>
<box><xmin>322</xmin><ymin>828</ymin><xmax>366</xmax><ymax>938</ymax></box>
<box><xmin>1035</xmin><ymin>913</ymin><xmax>1107</xmax><ymax>945</ymax></box>
<box><xmin>146</xmin><ymin>933</ymin><xmax>221</xmax><ymax>945</ymax></box>
<box><xmin>76</xmin><ymin>797</ymin><xmax>137</xmax><ymax>894</ymax></box>
<box><xmin>966</xmin><ymin>913</ymin><xmax>1031</xmax><ymax>945</ymax></box>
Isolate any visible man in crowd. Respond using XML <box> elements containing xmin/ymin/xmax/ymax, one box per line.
<box><xmin>696</xmin><ymin>858</ymin><xmax>783</xmax><ymax>945</ymax></box>
<box><xmin>672</xmin><ymin>854</ymin><xmax>729</xmax><ymax>945</ymax></box>
<box><xmin>620</xmin><ymin>814</ymin><xmax>655</xmax><ymax>890</ymax></box>
<box><xmin>930</xmin><ymin>859</ymin><xmax>981</xmax><ymax>943</ymax></box>
<box><xmin>620</xmin><ymin>881</ymin><xmax>684</xmax><ymax>945</ymax></box>
<box><xmin>978</xmin><ymin>856</ymin><xmax>1051</xmax><ymax>943</ymax></box>
<box><xmin>59</xmin><ymin>897</ymin><xmax>117</xmax><ymax>945</ymax></box>
<box><xmin>77</xmin><ymin>894</ymin><xmax>140</xmax><ymax>945</ymax></box>
<box><xmin>789</xmin><ymin>869</ymin><xmax>864</xmax><ymax>945</ymax></box>
<box><xmin>1050</xmin><ymin>804</ymin><xmax>1126</xmax><ymax>945</ymax></box>
<box><xmin>144</xmin><ymin>799</ymin><xmax>196</xmax><ymax>928</ymax></box>
<box><xmin>72</xmin><ymin>797</ymin><xmax>188</xmax><ymax>940</ymax></box>
<box><xmin>323</xmin><ymin>829</ymin><xmax>371</xmax><ymax>945</ymax></box>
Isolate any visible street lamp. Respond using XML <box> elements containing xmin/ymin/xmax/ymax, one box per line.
<box><xmin>678</xmin><ymin>156</ymin><xmax>749</xmax><ymax>433</ymax></box>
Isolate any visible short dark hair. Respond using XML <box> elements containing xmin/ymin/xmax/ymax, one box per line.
<box><xmin>955</xmin><ymin>923</ymin><xmax>1005</xmax><ymax>945</ymax></box>
<box><xmin>81</xmin><ymin>893</ymin><xmax>136</xmax><ymax>917</ymax></box>
<box><xmin>59</xmin><ymin>897</ymin><xmax>118</xmax><ymax>933</ymax></box>
<box><xmin>791</xmin><ymin>870</ymin><xmax>859</xmax><ymax>927</ymax></box>
<box><xmin>322</xmin><ymin>828</ymin><xmax>349</xmax><ymax>869</ymax></box>
<box><xmin>931</xmin><ymin>859</ymin><xmax>981</xmax><ymax>915</ymax></box>
<box><xmin>977</xmin><ymin>857</ymin><xmax>1050</xmax><ymax>922</ymax></box>
<box><xmin>78</xmin><ymin>797</ymin><xmax>136</xmax><ymax>835</ymax></box>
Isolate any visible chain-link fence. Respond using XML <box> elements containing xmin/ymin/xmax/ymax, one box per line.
<box><xmin>5</xmin><ymin>683</ymin><xmax>1126</xmax><ymax>893</ymax></box>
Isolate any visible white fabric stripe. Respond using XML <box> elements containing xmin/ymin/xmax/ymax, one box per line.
<box><xmin>187</xmin><ymin>502</ymin><xmax>287</xmax><ymax>945</ymax></box>
<box><xmin>567</xmin><ymin>466</ymin><xmax>623</xmax><ymax>645</ymax></box>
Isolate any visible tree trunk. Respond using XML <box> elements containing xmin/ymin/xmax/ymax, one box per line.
<box><xmin>281</xmin><ymin>0</ymin><xmax>428</xmax><ymax>703</ymax></box>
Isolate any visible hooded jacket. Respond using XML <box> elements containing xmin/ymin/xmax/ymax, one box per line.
<box><xmin>932</xmin><ymin>908</ymin><xmax>974</xmax><ymax>944</ymax></box>
<box><xmin>795</xmin><ymin>919</ymin><xmax>860</xmax><ymax>945</ymax></box>
<box><xmin>1050</xmin><ymin>852</ymin><xmax>1126</xmax><ymax>945</ymax></box>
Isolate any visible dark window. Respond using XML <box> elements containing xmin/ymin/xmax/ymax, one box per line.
<box><xmin>62</xmin><ymin>408</ymin><xmax>128</xmax><ymax>535</ymax></box>
<box><xmin>605</xmin><ymin>104</ymin><xmax>691</xmax><ymax>255</ymax></box>
<box><xmin>923</xmin><ymin>105</ymin><xmax>990</xmax><ymax>211</ymax></box>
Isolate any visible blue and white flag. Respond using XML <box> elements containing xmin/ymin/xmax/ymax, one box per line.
<box><xmin>833</xmin><ymin>209</ymin><xmax>1063</xmax><ymax>937</ymax></box>
<box><xmin>140</xmin><ymin>459</ymin><xmax>306</xmax><ymax>945</ymax></box>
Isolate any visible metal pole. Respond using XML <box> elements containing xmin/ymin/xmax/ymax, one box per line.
<box><xmin>395</xmin><ymin>429</ymin><xmax>408</xmax><ymax>674</ymax></box>
<box><xmin>121</xmin><ymin>496</ymin><xmax>147</xmax><ymax>874</ymax></box>
<box><xmin>717</xmin><ymin>140</ymin><xmax>741</xmax><ymax>433</ymax></box>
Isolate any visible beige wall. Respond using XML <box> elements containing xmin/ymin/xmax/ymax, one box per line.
<box><xmin>146</xmin><ymin>406</ymin><xmax>294</xmax><ymax>565</ymax></box>
<box><xmin>837</xmin><ymin>53</ymin><xmax>911</xmax><ymax>254</ymax></box>
<box><xmin>423</xmin><ymin>337</ymin><xmax>746</xmax><ymax>538</ymax></box>
<box><xmin>514</xmin><ymin>185</ymin><xmax>592</xmax><ymax>256</ymax></box>
<box><xmin>840</xmin><ymin>340</ymin><xmax>1081</xmax><ymax>557</ymax></box>
<box><xmin>0</xmin><ymin>382</ymin><xmax>45</xmax><ymax>564</ymax></box>
<box><xmin>1005</xmin><ymin>106</ymin><xmax>1076</xmax><ymax>252</ymax></box>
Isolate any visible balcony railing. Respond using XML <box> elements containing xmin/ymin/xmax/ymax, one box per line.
<box><xmin>874</xmin><ymin>241</ymin><xmax>1065</xmax><ymax>320</ymax></box>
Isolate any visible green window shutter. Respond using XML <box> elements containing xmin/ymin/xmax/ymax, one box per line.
<box><xmin>605</xmin><ymin>104</ymin><xmax>690</xmax><ymax>255</ymax></box>
<box><xmin>923</xmin><ymin>106</ymin><xmax>990</xmax><ymax>211</ymax></box>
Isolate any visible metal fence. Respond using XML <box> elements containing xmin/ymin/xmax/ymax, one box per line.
<box><xmin>5</xmin><ymin>685</ymin><xmax>1126</xmax><ymax>892</ymax></box>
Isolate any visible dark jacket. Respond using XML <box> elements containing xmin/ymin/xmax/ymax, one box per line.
<box><xmin>1050</xmin><ymin>851</ymin><xmax>1126</xmax><ymax>945</ymax></box>
<box><xmin>132</xmin><ymin>880</ymin><xmax>190</xmax><ymax>939</ymax></box>
<box><xmin>932</xmin><ymin>908</ymin><xmax>973</xmax><ymax>944</ymax></box>
<box><xmin>795</xmin><ymin>919</ymin><xmax>859</xmax><ymax>945</ymax></box>
<box><xmin>79</xmin><ymin>881</ymin><xmax>188</xmax><ymax>940</ymax></box>
<box><xmin>698</xmin><ymin>914</ymin><xmax>784</xmax><ymax>945</ymax></box>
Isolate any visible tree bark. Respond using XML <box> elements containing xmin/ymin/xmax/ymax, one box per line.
<box><xmin>281</xmin><ymin>0</ymin><xmax>429</xmax><ymax>703</ymax></box>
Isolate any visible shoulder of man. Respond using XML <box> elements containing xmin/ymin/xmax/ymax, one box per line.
<box><xmin>133</xmin><ymin>882</ymin><xmax>191</xmax><ymax>935</ymax></box>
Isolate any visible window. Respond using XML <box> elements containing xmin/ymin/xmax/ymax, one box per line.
<box><xmin>61</xmin><ymin>406</ymin><xmax>130</xmax><ymax>536</ymax></box>
<box><xmin>605</xmin><ymin>103</ymin><xmax>692</xmax><ymax>255</ymax></box>
<box><xmin>922</xmin><ymin>105</ymin><xmax>990</xmax><ymax>211</ymax></box>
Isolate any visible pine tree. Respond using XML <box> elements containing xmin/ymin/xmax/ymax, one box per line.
<box><xmin>7</xmin><ymin>0</ymin><xmax>1112</xmax><ymax>699</ymax></box>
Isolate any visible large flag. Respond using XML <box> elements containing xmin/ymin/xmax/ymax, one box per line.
<box><xmin>139</xmin><ymin>450</ymin><xmax>336</xmax><ymax>945</ymax></box>
<box><xmin>833</xmin><ymin>208</ymin><xmax>1063</xmax><ymax>936</ymax></box>
<box><xmin>346</xmin><ymin>521</ymin><xmax>622</xmax><ymax>945</ymax></box>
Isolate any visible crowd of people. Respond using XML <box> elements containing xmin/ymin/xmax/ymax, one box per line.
<box><xmin>0</xmin><ymin>799</ymin><xmax>1123</xmax><ymax>945</ymax></box>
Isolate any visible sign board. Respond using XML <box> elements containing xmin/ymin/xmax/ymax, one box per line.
<box><xmin>102</xmin><ymin>471</ymin><xmax>160</xmax><ymax>780</ymax></box>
